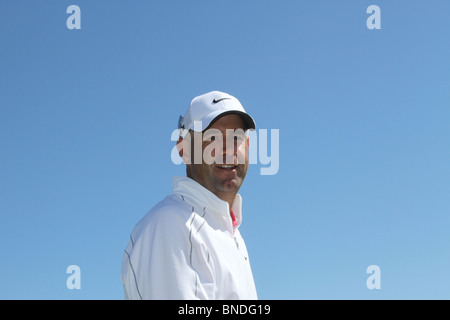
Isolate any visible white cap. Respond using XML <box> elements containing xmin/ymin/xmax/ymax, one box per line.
<box><xmin>178</xmin><ymin>91</ymin><xmax>256</xmax><ymax>134</ymax></box>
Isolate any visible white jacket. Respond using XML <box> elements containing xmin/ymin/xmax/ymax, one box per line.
<box><xmin>121</xmin><ymin>176</ymin><xmax>258</xmax><ymax>300</ymax></box>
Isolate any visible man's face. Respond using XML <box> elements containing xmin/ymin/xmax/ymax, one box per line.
<box><xmin>183</xmin><ymin>114</ymin><xmax>249</xmax><ymax>201</ymax></box>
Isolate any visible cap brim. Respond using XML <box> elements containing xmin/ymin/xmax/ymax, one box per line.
<box><xmin>199</xmin><ymin>110</ymin><xmax>256</xmax><ymax>132</ymax></box>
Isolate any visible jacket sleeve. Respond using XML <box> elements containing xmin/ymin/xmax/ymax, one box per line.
<box><xmin>121</xmin><ymin>207</ymin><xmax>216</xmax><ymax>300</ymax></box>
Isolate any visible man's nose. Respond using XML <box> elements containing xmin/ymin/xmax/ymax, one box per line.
<box><xmin>221</xmin><ymin>137</ymin><xmax>237</xmax><ymax>163</ymax></box>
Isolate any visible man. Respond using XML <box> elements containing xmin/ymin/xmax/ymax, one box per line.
<box><xmin>121</xmin><ymin>91</ymin><xmax>258</xmax><ymax>299</ymax></box>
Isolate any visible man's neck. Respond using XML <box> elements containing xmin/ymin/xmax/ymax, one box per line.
<box><xmin>214</xmin><ymin>192</ymin><xmax>236</xmax><ymax>212</ymax></box>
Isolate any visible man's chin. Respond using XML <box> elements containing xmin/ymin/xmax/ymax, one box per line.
<box><xmin>215</xmin><ymin>176</ymin><xmax>243</xmax><ymax>193</ymax></box>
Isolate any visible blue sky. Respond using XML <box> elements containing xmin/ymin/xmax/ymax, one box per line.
<box><xmin>0</xmin><ymin>1</ymin><xmax>449</xmax><ymax>299</ymax></box>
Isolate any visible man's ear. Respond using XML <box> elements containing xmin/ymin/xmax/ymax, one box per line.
<box><xmin>176</xmin><ymin>136</ymin><xmax>191</xmax><ymax>165</ymax></box>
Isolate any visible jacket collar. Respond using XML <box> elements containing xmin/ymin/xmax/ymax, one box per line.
<box><xmin>172</xmin><ymin>176</ymin><xmax>242</xmax><ymax>232</ymax></box>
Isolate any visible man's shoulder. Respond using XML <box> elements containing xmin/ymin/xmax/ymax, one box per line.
<box><xmin>131</xmin><ymin>194</ymin><xmax>193</xmax><ymax>238</ymax></box>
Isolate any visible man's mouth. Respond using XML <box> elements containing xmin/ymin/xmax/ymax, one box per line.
<box><xmin>216</xmin><ymin>165</ymin><xmax>237</xmax><ymax>170</ymax></box>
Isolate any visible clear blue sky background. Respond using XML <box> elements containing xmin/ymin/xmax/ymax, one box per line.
<box><xmin>1</xmin><ymin>1</ymin><xmax>449</xmax><ymax>299</ymax></box>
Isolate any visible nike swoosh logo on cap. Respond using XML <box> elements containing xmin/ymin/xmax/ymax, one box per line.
<box><xmin>212</xmin><ymin>97</ymin><xmax>231</xmax><ymax>103</ymax></box>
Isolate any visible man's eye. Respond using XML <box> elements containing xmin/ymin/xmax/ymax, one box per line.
<box><xmin>204</xmin><ymin>135</ymin><xmax>216</xmax><ymax>142</ymax></box>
